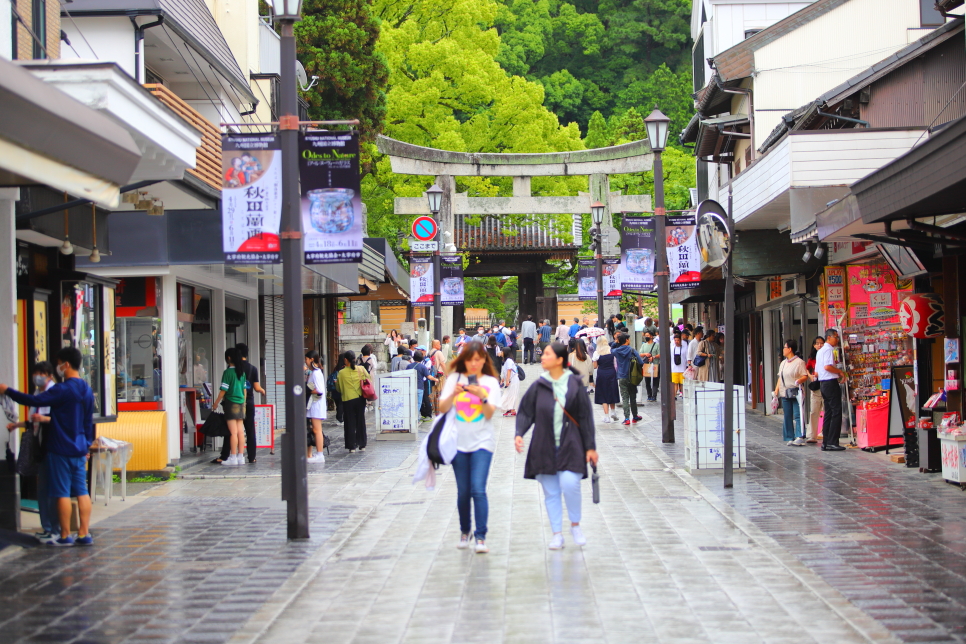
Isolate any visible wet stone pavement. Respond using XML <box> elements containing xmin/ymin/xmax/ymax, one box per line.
<box><xmin>2</xmin><ymin>366</ymin><xmax>965</xmax><ymax>643</ymax></box>
<box><xmin>636</xmin><ymin>394</ymin><xmax>966</xmax><ymax>644</ymax></box>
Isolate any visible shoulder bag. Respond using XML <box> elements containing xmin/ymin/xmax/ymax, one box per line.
<box><xmin>692</xmin><ymin>341</ymin><xmax>707</xmax><ymax>367</ymax></box>
<box><xmin>358</xmin><ymin>366</ymin><xmax>377</xmax><ymax>401</ymax></box>
<box><xmin>552</xmin><ymin>386</ymin><xmax>599</xmax><ymax>502</ymax></box>
<box><xmin>780</xmin><ymin>361</ymin><xmax>800</xmax><ymax>399</ymax></box>
<box><xmin>16</xmin><ymin>426</ymin><xmax>41</xmax><ymax>477</ymax></box>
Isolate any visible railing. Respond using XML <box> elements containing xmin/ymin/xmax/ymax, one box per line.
<box><xmin>143</xmin><ymin>83</ymin><xmax>222</xmax><ymax>190</ymax></box>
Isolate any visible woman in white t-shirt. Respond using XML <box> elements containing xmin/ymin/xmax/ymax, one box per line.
<box><xmin>304</xmin><ymin>351</ymin><xmax>327</xmax><ymax>464</ymax></box>
<box><xmin>501</xmin><ymin>346</ymin><xmax>520</xmax><ymax>416</ymax></box>
<box><xmin>437</xmin><ymin>341</ymin><xmax>501</xmax><ymax>554</ymax></box>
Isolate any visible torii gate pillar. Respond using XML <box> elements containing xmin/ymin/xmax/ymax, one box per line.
<box><xmin>437</xmin><ymin>175</ymin><xmax>455</xmax><ymax>339</ymax></box>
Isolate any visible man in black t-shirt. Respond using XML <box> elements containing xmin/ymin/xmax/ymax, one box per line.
<box><xmin>214</xmin><ymin>343</ymin><xmax>266</xmax><ymax>464</ymax></box>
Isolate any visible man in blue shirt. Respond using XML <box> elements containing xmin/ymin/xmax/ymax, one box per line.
<box><xmin>0</xmin><ymin>347</ymin><xmax>95</xmax><ymax>546</ymax></box>
<box><xmin>538</xmin><ymin>319</ymin><xmax>552</xmax><ymax>355</ymax></box>
<box><xmin>407</xmin><ymin>350</ymin><xmax>438</xmax><ymax>421</ymax></box>
<box><xmin>612</xmin><ymin>333</ymin><xmax>644</xmax><ymax>426</ymax></box>
<box><xmin>569</xmin><ymin>317</ymin><xmax>581</xmax><ymax>338</ymax></box>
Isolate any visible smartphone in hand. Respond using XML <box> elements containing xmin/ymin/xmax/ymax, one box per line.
<box><xmin>467</xmin><ymin>375</ymin><xmax>478</xmax><ymax>386</ymax></box>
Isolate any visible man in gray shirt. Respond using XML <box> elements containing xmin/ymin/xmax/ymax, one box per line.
<box><xmin>687</xmin><ymin>327</ymin><xmax>703</xmax><ymax>365</ymax></box>
<box><xmin>520</xmin><ymin>315</ymin><xmax>537</xmax><ymax>364</ymax></box>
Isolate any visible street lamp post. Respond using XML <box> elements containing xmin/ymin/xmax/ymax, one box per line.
<box><xmin>426</xmin><ymin>183</ymin><xmax>443</xmax><ymax>342</ymax></box>
<box><xmin>276</xmin><ymin>0</ymin><xmax>309</xmax><ymax>539</ymax></box>
<box><xmin>591</xmin><ymin>201</ymin><xmax>605</xmax><ymax>330</ymax></box>
<box><xmin>645</xmin><ymin>107</ymin><xmax>674</xmax><ymax>444</ymax></box>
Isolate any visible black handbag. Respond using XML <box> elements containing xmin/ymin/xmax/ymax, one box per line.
<box><xmin>16</xmin><ymin>427</ymin><xmax>41</xmax><ymax>477</ymax></box>
<box><xmin>692</xmin><ymin>354</ymin><xmax>707</xmax><ymax>367</ymax></box>
<box><xmin>591</xmin><ymin>463</ymin><xmax>600</xmax><ymax>504</ymax></box>
<box><xmin>808</xmin><ymin>379</ymin><xmax>822</xmax><ymax>391</ymax></box>
<box><xmin>200</xmin><ymin>411</ymin><xmax>228</xmax><ymax>437</ymax></box>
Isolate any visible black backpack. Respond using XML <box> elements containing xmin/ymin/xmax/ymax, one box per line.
<box><xmin>516</xmin><ymin>364</ymin><xmax>526</xmax><ymax>381</ymax></box>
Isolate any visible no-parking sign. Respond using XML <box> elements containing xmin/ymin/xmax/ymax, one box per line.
<box><xmin>412</xmin><ymin>216</ymin><xmax>438</xmax><ymax>241</ymax></box>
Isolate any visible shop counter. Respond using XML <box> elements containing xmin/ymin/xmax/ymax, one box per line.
<box><xmin>856</xmin><ymin>401</ymin><xmax>903</xmax><ymax>450</ymax></box>
<box><xmin>97</xmin><ymin>411</ymin><xmax>167</xmax><ymax>471</ymax></box>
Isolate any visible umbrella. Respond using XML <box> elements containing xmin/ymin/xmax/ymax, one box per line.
<box><xmin>576</xmin><ymin>327</ymin><xmax>605</xmax><ymax>339</ymax></box>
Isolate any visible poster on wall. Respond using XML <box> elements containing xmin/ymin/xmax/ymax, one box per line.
<box><xmin>823</xmin><ymin>266</ymin><xmax>847</xmax><ymax>329</ymax></box>
<box><xmin>221</xmin><ymin>133</ymin><xmax>282</xmax><ymax>264</ymax></box>
<box><xmin>300</xmin><ymin>131</ymin><xmax>363</xmax><ymax>264</ymax></box>
<box><xmin>666</xmin><ymin>213</ymin><xmax>700</xmax><ymax>290</ymax></box>
<box><xmin>620</xmin><ymin>215</ymin><xmax>655</xmax><ymax>291</ymax></box>
<box><xmin>440</xmin><ymin>256</ymin><xmax>464</xmax><ymax>305</ymax></box>
<box><xmin>846</xmin><ymin>263</ymin><xmax>912</xmax><ymax>326</ymax></box>
<box><xmin>410</xmin><ymin>256</ymin><xmax>434</xmax><ymax>303</ymax></box>
<box><xmin>254</xmin><ymin>404</ymin><xmax>275</xmax><ymax>449</ymax></box>
<box><xmin>578</xmin><ymin>259</ymin><xmax>596</xmax><ymax>300</ymax></box>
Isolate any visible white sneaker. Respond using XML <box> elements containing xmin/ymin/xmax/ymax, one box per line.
<box><xmin>548</xmin><ymin>533</ymin><xmax>565</xmax><ymax>550</ymax></box>
<box><xmin>233</xmin><ymin>454</ymin><xmax>244</xmax><ymax>465</ymax></box>
<box><xmin>571</xmin><ymin>526</ymin><xmax>587</xmax><ymax>546</ymax></box>
<box><xmin>308</xmin><ymin>454</ymin><xmax>325</xmax><ymax>464</ymax></box>
<box><xmin>601</xmin><ymin>416</ymin><xmax>611</xmax><ymax>424</ymax></box>
<box><xmin>474</xmin><ymin>540</ymin><xmax>489</xmax><ymax>554</ymax></box>
<box><xmin>611</xmin><ymin>413</ymin><xmax>619</xmax><ymax>421</ymax></box>
<box><xmin>457</xmin><ymin>534</ymin><xmax>470</xmax><ymax>549</ymax></box>
<box><xmin>792</xmin><ymin>438</ymin><xmax>805</xmax><ymax>446</ymax></box>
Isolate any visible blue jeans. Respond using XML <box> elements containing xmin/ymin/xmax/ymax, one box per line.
<box><xmin>781</xmin><ymin>396</ymin><xmax>802</xmax><ymax>441</ymax></box>
<box><xmin>452</xmin><ymin>449</ymin><xmax>493</xmax><ymax>540</ymax></box>
<box><xmin>416</xmin><ymin>387</ymin><xmax>424</xmax><ymax>416</ymax></box>
<box><xmin>37</xmin><ymin>458</ymin><xmax>61</xmax><ymax>535</ymax></box>
<box><xmin>536</xmin><ymin>470</ymin><xmax>583</xmax><ymax>533</ymax></box>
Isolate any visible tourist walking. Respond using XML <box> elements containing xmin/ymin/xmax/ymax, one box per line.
<box><xmin>669</xmin><ymin>333</ymin><xmax>687</xmax><ymax>399</ymax></box>
<box><xmin>485</xmin><ymin>335</ymin><xmax>503</xmax><ymax>374</ymax></box>
<box><xmin>326</xmin><ymin>353</ymin><xmax>345</xmax><ymax>424</ymax></box>
<box><xmin>1</xmin><ymin>348</ymin><xmax>95</xmax><ymax>546</ymax></box>
<box><xmin>384</xmin><ymin>330</ymin><xmax>401</xmax><ymax>363</ymax></box>
<box><xmin>612</xmin><ymin>332</ymin><xmax>644</xmax><ymax>426</ymax></box>
<box><xmin>555</xmin><ymin>319</ymin><xmax>570</xmax><ymax>343</ymax></box>
<box><xmin>521</xmin><ymin>315</ymin><xmax>537</xmax><ymax>364</ymax></box>
<box><xmin>429</xmin><ymin>339</ymin><xmax>447</xmax><ymax>413</ymax></box>
<box><xmin>639</xmin><ymin>332</ymin><xmax>660</xmax><ymax>402</ymax></box>
<box><xmin>501</xmin><ymin>347</ymin><xmax>520</xmax><ymax>416</ymax></box>
<box><xmin>437</xmin><ymin>341</ymin><xmax>500</xmax><ymax>554</ymax></box>
<box><xmin>775</xmin><ymin>339</ymin><xmax>808</xmax><ymax>447</ymax></box>
<box><xmin>593</xmin><ymin>337</ymin><xmax>620</xmax><ymax>423</ymax></box>
<box><xmin>515</xmin><ymin>343</ymin><xmax>598</xmax><ymax>550</ymax></box>
<box><xmin>687</xmin><ymin>327</ymin><xmax>703</xmax><ymax>366</ymax></box>
<box><xmin>211</xmin><ymin>347</ymin><xmax>247</xmax><ymax>466</ymax></box>
<box><xmin>538</xmin><ymin>319</ymin><xmax>552</xmax><ymax>356</ymax></box>
<box><xmin>337</xmin><ymin>350</ymin><xmax>369</xmax><ymax>453</ymax></box>
<box><xmin>695</xmin><ymin>331</ymin><xmax>720</xmax><ymax>382</ymax></box>
<box><xmin>568</xmin><ymin>338</ymin><xmax>593</xmax><ymax>390</ymax></box>
<box><xmin>305</xmin><ymin>351</ymin><xmax>327</xmax><ymax>463</ymax></box>
<box><xmin>407</xmin><ymin>349</ymin><xmax>439</xmax><ymax>422</ymax></box>
<box><xmin>358</xmin><ymin>344</ymin><xmax>377</xmax><ymax>374</ymax></box>
<box><xmin>233</xmin><ymin>343</ymin><xmax>265</xmax><ymax>464</ymax></box>
<box><xmin>805</xmin><ymin>336</ymin><xmax>825</xmax><ymax>443</ymax></box>
<box><xmin>442</xmin><ymin>335</ymin><xmax>454</xmax><ymax>363</ymax></box>
<box><xmin>816</xmin><ymin>329</ymin><xmax>846</xmax><ymax>451</ymax></box>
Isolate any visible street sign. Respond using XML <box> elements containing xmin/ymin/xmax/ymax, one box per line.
<box><xmin>412</xmin><ymin>216</ymin><xmax>438</xmax><ymax>241</ymax></box>
<box><xmin>410</xmin><ymin>241</ymin><xmax>438</xmax><ymax>252</ymax></box>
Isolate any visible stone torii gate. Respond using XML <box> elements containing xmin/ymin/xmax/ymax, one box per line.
<box><xmin>376</xmin><ymin>136</ymin><xmax>653</xmax><ymax>335</ymax></box>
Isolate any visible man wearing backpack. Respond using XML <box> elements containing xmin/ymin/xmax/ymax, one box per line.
<box><xmin>391</xmin><ymin>346</ymin><xmax>413</xmax><ymax>372</ymax></box>
<box><xmin>612</xmin><ymin>333</ymin><xmax>644</xmax><ymax>426</ymax></box>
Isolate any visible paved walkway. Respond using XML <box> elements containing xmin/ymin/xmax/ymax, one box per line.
<box><xmin>3</xmin><ymin>364</ymin><xmax>963</xmax><ymax>643</ymax></box>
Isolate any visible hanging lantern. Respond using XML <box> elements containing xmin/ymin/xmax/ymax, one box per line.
<box><xmin>898</xmin><ymin>293</ymin><xmax>944</xmax><ymax>338</ymax></box>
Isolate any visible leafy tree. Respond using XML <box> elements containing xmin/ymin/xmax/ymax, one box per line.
<box><xmin>296</xmin><ymin>0</ymin><xmax>389</xmax><ymax>143</ymax></box>
<box><xmin>614</xmin><ymin>63</ymin><xmax>694</xmax><ymax>148</ymax></box>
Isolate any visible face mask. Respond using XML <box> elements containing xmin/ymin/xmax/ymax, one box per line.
<box><xmin>57</xmin><ymin>363</ymin><xmax>68</xmax><ymax>378</ymax></box>
<box><xmin>33</xmin><ymin>375</ymin><xmax>47</xmax><ymax>388</ymax></box>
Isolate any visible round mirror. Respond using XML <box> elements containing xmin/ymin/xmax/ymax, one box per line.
<box><xmin>695</xmin><ymin>201</ymin><xmax>731</xmax><ymax>268</ymax></box>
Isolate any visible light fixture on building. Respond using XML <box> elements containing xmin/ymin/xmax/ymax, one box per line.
<box><xmin>425</xmin><ymin>183</ymin><xmax>443</xmax><ymax>215</ymax></box>
<box><xmin>89</xmin><ymin>204</ymin><xmax>101</xmax><ymax>263</ymax></box>
<box><xmin>814</xmin><ymin>243</ymin><xmax>825</xmax><ymax>260</ymax></box>
<box><xmin>60</xmin><ymin>193</ymin><xmax>73</xmax><ymax>255</ymax></box>
<box><xmin>802</xmin><ymin>244</ymin><xmax>813</xmax><ymax>263</ymax></box>
<box><xmin>121</xmin><ymin>191</ymin><xmax>140</xmax><ymax>205</ymax></box>
<box><xmin>135</xmin><ymin>193</ymin><xmax>154</xmax><ymax>210</ymax></box>
<box><xmin>590</xmin><ymin>201</ymin><xmax>605</xmax><ymax>226</ymax></box>
<box><xmin>644</xmin><ymin>106</ymin><xmax>671</xmax><ymax>152</ymax></box>
<box><xmin>275</xmin><ymin>0</ymin><xmax>303</xmax><ymax>19</ymax></box>
<box><xmin>147</xmin><ymin>201</ymin><xmax>164</xmax><ymax>216</ymax></box>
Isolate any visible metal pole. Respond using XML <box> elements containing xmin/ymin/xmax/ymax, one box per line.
<box><xmin>596</xmin><ymin>223</ymin><xmax>604</xmax><ymax>331</ymax></box>
<box><xmin>433</xmin><ymin>231</ymin><xmax>442</xmax><ymax>343</ymax></box>
<box><xmin>654</xmin><ymin>151</ymin><xmax>674</xmax><ymax>443</ymax></box>
<box><xmin>279</xmin><ymin>19</ymin><xmax>309</xmax><ymax>538</ymax></box>
<box><xmin>723</xmin><ymin>180</ymin><xmax>736</xmax><ymax>488</ymax></box>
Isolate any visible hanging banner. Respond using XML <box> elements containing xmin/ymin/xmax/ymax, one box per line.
<box><xmin>620</xmin><ymin>215</ymin><xmax>655</xmax><ymax>291</ymax></box>
<box><xmin>440</xmin><ymin>256</ymin><xmax>464</xmax><ymax>305</ymax></box>
<box><xmin>299</xmin><ymin>131</ymin><xmax>363</xmax><ymax>264</ymax></box>
<box><xmin>410</xmin><ymin>256</ymin><xmax>434</xmax><ymax>304</ymax></box>
<box><xmin>823</xmin><ymin>265</ymin><xmax>847</xmax><ymax>329</ymax></box>
<box><xmin>666</xmin><ymin>213</ymin><xmax>700</xmax><ymax>290</ymax></box>
<box><xmin>578</xmin><ymin>259</ymin><xmax>622</xmax><ymax>300</ymax></box>
<box><xmin>221</xmin><ymin>133</ymin><xmax>282</xmax><ymax>264</ymax></box>
<box><xmin>578</xmin><ymin>259</ymin><xmax>596</xmax><ymax>300</ymax></box>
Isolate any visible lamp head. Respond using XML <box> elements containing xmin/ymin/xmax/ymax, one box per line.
<box><xmin>644</xmin><ymin>105</ymin><xmax>671</xmax><ymax>152</ymax></box>
<box><xmin>60</xmin><ymin>238</ymin><xmax>73</xmax><ymax>255</ymax></box>
<box><xmin>802</xmin><ymin>244</ymin><xmax>813</xmax><ymax>263</ymax></box>
<box><xmin>814</xmin><ymin>244</ymin><xmax>825</xmax><ymax>260</ymax></box>
<box><xmin>590</xmin><ymin>201</ymin><xmax>605</xmax><ymax>225</ymax></box>
<box><xmin>274</xmin><ymin>0</ymin><xmax>302</xmax><ymax>20</ymax></box>
<box><xmin>89</xmin><ymin>247</ymin><xmax>101</xmax><ymax>263</ymax></box>
<box><xmin>425</xmin><ymin>183</ymin><xmax>443</xmax><ymax>215</ymax></box>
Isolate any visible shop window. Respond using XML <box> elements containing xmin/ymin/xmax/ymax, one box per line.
<box><xmin>116</xmin><ymin>317</ymin><xmax>162</xmax><ymax>407</ymax></box>
<box><xmin>61</xmin><ymin>281</ymin><xmax>103</xmax><ymax>414</ymax></box>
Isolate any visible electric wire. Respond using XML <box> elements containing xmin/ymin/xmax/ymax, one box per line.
<box><xmin>159</xmin><ymin>24</ymin><xmax>229</xmax><ymax>126</ymax></box>
<box><xmin>59</xmin><ymin>0</ymin><xmax>99</xmax><ymax>59</ymax></box>
<box><xmin>912</xmin><ymin>77</ymin><xmax>966</xmax><ymax>147</ymax></box>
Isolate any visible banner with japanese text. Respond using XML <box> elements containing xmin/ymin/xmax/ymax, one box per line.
<box><xmin>440</xmin><ymin>256</ymin><xmax>464</xmax><ymax>305</ymax></box>
<box><xmin>410</xmin><ymin>256</ymin><xmax>433</xmax><ymax>303</ymax></box>
<box><xmin>619</xmin><ymin>215</ymin><xmax>655</xmax><ymax>291</ymax></box>
<box><xmin>823</xmin><ymin>266</ymin><xmax>847</xmax><ymax>329</ymax></box>
<box><xmin>666</xmin><ymin>213</ymin><xmax>700</xmax><ymax>290</ymax></box>
<box><xmin>603</xmin><ymin>258</ymin><xmax>621</xmax><ymax>299</ymax></box>
<box><xmin>577</xmin><ymin>259</ymin><xmax>596</xmax><ymax>300</ymax></box>
<box><xmin>221</xmin><ymin>133</ymin><xmax>282</xmax><ymax>264</ymax></box>
<box><xmin>299</xmin><ymin>131</ymin><xmax>363</xmax><ymax>264</ymax></box>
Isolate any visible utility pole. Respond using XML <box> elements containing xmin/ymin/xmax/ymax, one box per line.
<box><xmin>723</xmin><ymin>182</ymin><xmax>736</xmax><ymax>488</ymax></box>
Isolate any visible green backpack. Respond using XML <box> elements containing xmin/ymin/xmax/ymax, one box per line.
<box><xmin>629</xmin><ymin>357</ymin><xmax>644</xmax><ymax>386</ymax></box>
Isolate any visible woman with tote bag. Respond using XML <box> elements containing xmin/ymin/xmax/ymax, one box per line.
<box><xmin>774</xmin><ymin>340</ymin><xmax>808</xmax><ymax>447</ymax></box>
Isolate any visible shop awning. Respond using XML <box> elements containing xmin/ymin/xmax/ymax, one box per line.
<box><xmin>695</xmin><ymin>115</ymin><xmax>750</xmax><ymax>161</ymax></box>
<box><xmin>0</xmin><ymin>57</ymin><xmax>141</xmax><ymax>207</ymax></box>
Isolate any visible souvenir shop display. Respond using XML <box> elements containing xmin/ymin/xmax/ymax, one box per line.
<box><xmin>842</xmin><ymin>324</ymin><xmax>914</xmax><ymax>405</ymax></box>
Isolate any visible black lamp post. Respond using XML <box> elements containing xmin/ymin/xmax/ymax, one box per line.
<box><xmin>426</xmin><ymin>183</ymin><xmax>443</xmax><ymax>342</ymax></box>
<box><xmin>276</xmin><ymin>0</ymin><xmax>309</xmax><ymax>539</ymax></box>
<box><xmin>645</xmin><ymin>106</ymin><xmax>674</xmax><ymax>444</ymax></box>
<box><xmin>591</xmin><ymin>200</ymin><xmax>605</xmax><ymax>330</ymax></box>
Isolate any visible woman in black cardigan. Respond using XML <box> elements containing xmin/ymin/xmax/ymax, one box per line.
<box><xmin>515</xmin><ymin>343</ymin><xmax>598</xmax><ymax>550</ymax></box>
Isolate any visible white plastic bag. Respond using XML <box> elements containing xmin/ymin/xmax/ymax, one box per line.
<box><xmin>769</xmin><ymin>393</ymin><xmax>779</xmax><ymax>414</ymax></box>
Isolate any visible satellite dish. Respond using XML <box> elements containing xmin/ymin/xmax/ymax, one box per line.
<box><xmin>295</xmin><ymin>61</ymin><xmax>319</xmax><ymax>92</ymax></box>
<box><xmin>695</xmin><ymin>200</ymin><xmax>732</xmax><ymax>268</ymax></box>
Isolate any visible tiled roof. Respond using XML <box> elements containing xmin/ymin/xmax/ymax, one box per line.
<box><xmin>456</xmin><ymin>213</ymin><xmax>579</xmax><ymax>251</ymax></box>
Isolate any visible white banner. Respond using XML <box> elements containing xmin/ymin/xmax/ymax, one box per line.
<box><xmin>410</xmin><ymin>256</ymin><xmax>434</xmax><ymax>304</ymax></box>
<box><xmin>221</xmin><ymin>133</ymin><xmax>282</xmax><ymax>264</ymax></box>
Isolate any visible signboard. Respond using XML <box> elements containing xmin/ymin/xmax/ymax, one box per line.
<box><xmin>375</xmin><ymin>371</ymin><xmax>418</xmax><ymax>432</ymax></box>
<box><xmin>412</xmin><ymin>216</ymin><xmax>438</xmax><ymax>241</ymax></box>
<box><xmin>299</xmin><ymin>130</ymin><xmax>363</xmax><ymax>264</ymax></box>
<box><xmin>846</xmin><ymin>263</ymin><xmax>911</xmax><ymax>326</ymax></box>
<box><xmin>221</xmin><ymin>133</ymin><xmax>282</xmax><ymax>264</ymax></box>
<box><xmin>254</xmin><ymin>404</ymin><xmax>275</xmax><ymax>449</ymax></box>
<box><xmin>410</xmin><ymin>255</ymin><xmax>434</xmax><ymax>303</ymax></box>
<box><xmin>666</xmin><ymin>213</ymin><xmax>700</xmax><ymax>290</ymax></box>
<box><xmin>440</xmin><ymin>255</ymin><xmax>464</xmax><ymax>305</ymax></box>
<box><xmin>578</xmin><ymin>259</ymin><xmax>621</xmax><ymax>300</ymax></box>
<box><xmin>823</xmin><ymin>266</ymin><xmax>847</xmax><ymax>329</ymax></box>
<box><xmin>620</xmin><ymin>215</ymin><xmax>655</xmax><ymax>291</ymax></box>
<box><xmin>410</xmin><ymin>241</ymin><xmax>438</xmax><ymax>252</ymax></box>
